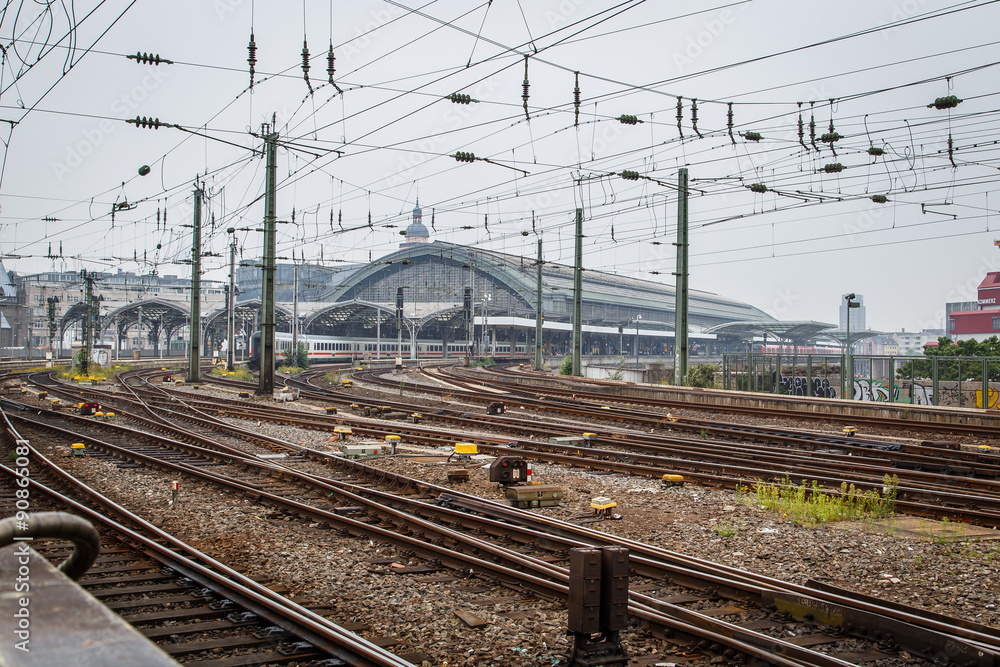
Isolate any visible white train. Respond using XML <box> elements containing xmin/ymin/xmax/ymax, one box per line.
<box><xmin>249</xmin><ymin>331</ymin><xmax>527</xmax><ymax>362</ymax></box>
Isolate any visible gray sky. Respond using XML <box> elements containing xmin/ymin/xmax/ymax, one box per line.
<box><xmin>3</xmin><ymin>0</ymin><xmax>1000</xmax><ymax>333</ymax></box>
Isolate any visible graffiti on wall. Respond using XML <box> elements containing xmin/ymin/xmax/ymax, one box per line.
<box><xmin>853</xmin><ymin>379</ymin><xmax>900</xmax><ymax>402</ymax></box>
<box><xmin>777</xmin><ymin>375</ymin><xmax>838</xmax><ymax>398</ymax></box>
<box><xmin>976</xmin><ymin>387</ymin><xmax>999</xmax><ymax>409</ymax></box>
<box><xmin>909</xmin><ymin>384</ymin><xmax>934</xmax><ymax>405</ymax></box>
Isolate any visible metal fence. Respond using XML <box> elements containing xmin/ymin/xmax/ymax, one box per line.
<box><xmin>722</xmin><ymin>354</ymin><xmax>1000</xmax><ymax>409</ymax></box>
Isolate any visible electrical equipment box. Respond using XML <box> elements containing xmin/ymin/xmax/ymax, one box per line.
<box><xmin>489</xmin><ymin>456</ymin><xmax>528</xmax><ymax>485</ymax></box>
<box><xmin>338</xmin><ymin>445</ymin><xmax>381</xmax><ymax>460</ymax></box>
<box><xmin>548</xmin><ymin>436</ymin><xmax>585</xmax><ymax>447</ymax></box>
<box><xmin>505</xmin><ymin>484</ymin><xmax>563</xmax><ymax>509</ymax></box>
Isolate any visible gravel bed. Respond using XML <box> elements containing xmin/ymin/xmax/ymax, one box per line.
<box><xmin>12</xmin><ymin>374</ymin><xmax>1000</xmax><ymax>665</ymax></box>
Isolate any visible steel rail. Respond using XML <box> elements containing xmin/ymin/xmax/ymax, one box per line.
<box><xmin>4</xmin><ymin>412</ymin><xmax>846</xmax><ymax>667</ymax></box>
<box><xmin>0</xmin><ymin>410</ymin><xmax>414</xmax><ymax>667</ymax></box>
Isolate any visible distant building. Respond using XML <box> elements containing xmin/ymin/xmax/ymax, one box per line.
<box><xmin>0</xmin><ymin>260</ymin><xmax>26</xmax><ymax>353</ymax></box>
<box><xmin>948</xmin><ymin>273</ymin><xmax>1000</xmax><ymax>341</ymax></box>
<box><xmin>12</xmin><ymin>269</ymin><xmax>225</xmax><ymax>358</ymax></box>
<box><xmin>895</xmin><ymin>329</ymin><xmax>945</xmax><ymax>354</ymax></box>
<box><xmin>839</xmin><ymin>293</ymin><xmax>866</xmax><ymax>332</ymax></box>
<box><xmin>859</xmin><ymin>334</ymin><xmax>900</xmax><ymax>355</ymax></box>
<box><xmin>946</xmin><ymin>300</ymin><xmax>978</xmax><ymax>337</ymax></box>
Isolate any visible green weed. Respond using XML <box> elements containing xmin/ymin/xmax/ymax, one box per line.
<box><xmin>753</xmin><ymin>473</ymin><xmax>898</xmax><ymax>526</ymax></box>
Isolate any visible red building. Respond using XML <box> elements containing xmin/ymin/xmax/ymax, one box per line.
<box><xmin>949</xmin><ymin>273</ymin><xmax>1000</xmax><ymax>340</ymax></box>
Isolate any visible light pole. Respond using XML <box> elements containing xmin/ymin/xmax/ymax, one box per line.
<box><xmin>845</xmin><ymin>293</ymin><xmax>859</xmax><ymax>400</ymax></box>
<box><xmin>635</xmin><ymin>314</ymin><xmax>642</xmax><ymax>368</ymax></box>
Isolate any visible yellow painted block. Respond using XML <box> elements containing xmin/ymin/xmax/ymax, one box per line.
<box><xmin>454</xmin><ymin>442</ymin><xmax>478</xmax><ymax>455</ymax></box>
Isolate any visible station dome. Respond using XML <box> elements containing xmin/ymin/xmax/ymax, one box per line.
<box><xmin>401</xmin><ymin>198</ymin><xmax>430</xmax><ymax>247</ymax></box>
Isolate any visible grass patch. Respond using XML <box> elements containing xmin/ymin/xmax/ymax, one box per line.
<box><xmin>58</xmin><ymin>363</ymin><xmax>129</xmax><ymax>382</ymax></box>
<box><xmin>714</xmin><ymin>519</ymin><xmax>739</xmax><ymax>537</ymax></box>
<box><xmin>210</xmin><ymin>366</ymin><xmax>255</xmax><ymax>381</ymax></box>
<box><xmin>323</xmin><ymin>370</ymin><xmax>343</xmax><ymax>384</ymax></box>
<box><xmin>754</xmin><ymin>474</ymin><xmax>898</xmax><ymax>526</ymax></box>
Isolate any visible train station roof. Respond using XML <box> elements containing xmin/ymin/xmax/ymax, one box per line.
<box><xmin>821</xmin><ymin>329</ymin><xmax>885</xmax><ymax>347</ymax></box>
<box><xmin>704</xmin><ymin>320</ymin><xmax>837</xmax><ymax>342</ymax></box>
<box><xmin>318</xmin><ymin>240</ymin><xmax>774</xmax><ymax>332</ymax></box>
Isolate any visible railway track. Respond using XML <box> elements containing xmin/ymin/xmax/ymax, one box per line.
<box><xmin>22</xmin><ymin>366</ymin><xmax>1000</xmax><ymax>528</ymax></box>
<box><xmin>7</xmin><ymin>371</ymin><xmax>1000</xmax><ymax>664</ymax></box>
<box><xmin>258</xmin><ymin>368</ymin><xmax>1000</xmax><ymax>528</ymax></box>
<box><xmin>472</xmin><ymin>364</ymin><xmax>1000</xmax><ymax>440</ymax></box>
<box><xmin>0</xmin><ymin>408</ymin><xmax>415</xmax><ymax>667</ymax></box>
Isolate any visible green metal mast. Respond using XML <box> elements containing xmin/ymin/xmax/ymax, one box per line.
<box><xmin>81</xmin><ymin>269</ymin><xmax>93</xmax><ymax>376</ymax></box>
<box><xmin>673</xmin><ymin>167</ymin><xmax>690</xmax><ymax>385</ymax></box>
<box><xmin>258</xmin><ymin>123</ymin><xmax>278</xmax><ymax>395</ymax></box>
<box><xmin>187</xmin><ymin>181</ymin><xmax>203</xmax><ymax>383</ymax></box>
<box><xmin>571</xmin><ymin>207</ymin><xmax>583</xmax><ymax>376</ymax></box>
<box><xmin>534</xmin><ymin>238</ymin><xmax>543</xmax><ymax>371</ymax></box>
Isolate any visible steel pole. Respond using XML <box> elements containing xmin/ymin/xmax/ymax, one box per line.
<box><xmin>534</xmin><ymin>239</ymin><xmax>543</xmax><ymax>371</ymax></box>
<box><xmin>673</xmin><ymin>167</ymin><xmax>689</xmax><ymax>385</ymax></box>
<box><xmin>258</xmin><ymin>124</ymin><xmax>278</xmax><ymax>395</ymax></box>
<box><xmin>187</xmin><ymin>183</ymin><xmax>203</xmax><ymax>383</ymax></box>
<box><xmin>227</xmin><ymin>235</ymin><xmax>236</xmax><ymax>371</ymax></box>
<box><xmin>571</xmin><ymin>207</ymin><xmax>583</xmax><ymax>376</ymax></box>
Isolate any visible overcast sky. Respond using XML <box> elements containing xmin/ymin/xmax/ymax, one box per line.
<box><xmin>2</xmin><ymin>0</ymin><xmax>999</xmax><ymax>333</ymax></box>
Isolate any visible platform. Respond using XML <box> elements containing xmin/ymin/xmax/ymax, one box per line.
<box><xmin>0</xmin><ymin>544</ymin><xmax>178</xmax><ymax>666</ymax></box>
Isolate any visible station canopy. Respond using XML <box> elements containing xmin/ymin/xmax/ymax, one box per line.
<box><xmin>704</xmin><ymin>320</ymin><xmax>838</xmax><ymax>343</ymax></box>
<box><xmin>821</xmin><ymin>329</ymin><xmax>885</xmax><ymax>349</ymax></box>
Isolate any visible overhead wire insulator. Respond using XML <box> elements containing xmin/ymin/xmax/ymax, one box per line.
<box><xmin>126</xmin><ymin>52</ymin><xmax>173</xmax><ymax>66</ymax></box>
<box><xmin>573</xmin><ymin>71</ymin><xmax>581</xmax><ymax>127</ymax></box>
<box><xmin>447</xmin><ymin>93</ymin><xmax>474</xmax><ymax>104</ymax></box>
<box><xmin>727</xmin><ymin>102</ymin><xmax>735</xmax><ymax>145</ymax></box>
<box><xmin>809</xmin><ymin>103</ymin><xmax>818</xmax><ymax>152</ymax></box>
<box><xmin>521</xmin><ymin>55</ymin><xmax>530</xmax><ymax>121</ymax></box>
<box><xmin>948</xmin><ymin>133</ymin><xmax>956</xmax><ymax>167</ymax></box>
<box><xmin>127</xmin><ymin>116</ymin><xmax>167</xmax><ymax>130</ymax></box>
<box><xmin>617</xmin><ymin>114</ymin><xmax>640</xmax><ymax>125</ymax></box>
<box><xmin>247</xmin><ymin>32</ymin><xmax>257</xmax><ymax>90</ymax></box>
<box><xmin>301</xmin><ymin>40</ymin><xmax>313</xmax><ymax>94</ymax></box>
<box><xmin>676</xmin><ymin>97</ymin><xmax>683</xmax><ymax>138</ymax></box>
<box><xmin>797</xmin><ymin>103</ymin><xmax>807</xmax><ymax>151</ymax></box>
<box><xmin>929</xmin><ymin>95</ymin><xmax>962</xmax><ymax>110</ymax></box>
<box><xmin>822</xmin><ymin>163</ymin><xmax>844</xmax><ymax>173</ymax></box>
<box><xmin>327</xmin><ymin>44</ymin><xmax>343</xmax><ymax>94</ymax></box>
<box><xmin>691</xmin><ymin>99</ymin><xmax>702</xmax><ymax>138</ymax></box>
<box><xmin>743</xmin><ymin>131</ymin><xmax>763</xmax><ymax>142</ymax></box>
<box><xmin>748</xmin><ymin>183</ymin><xmax>768</xmax><ymax>193</ymax></box>
<box><xmin>867</xmin><ymin>146</ymin><xmax>885</xmax><ymax>157</ymax></box>
<box><xmin>620</xmin><ymin>170</ymin><xmax>640</xmax><ymax>181</ymax></box>
<box><xmin>825</xmin><ymin>101</ymin><xmax>840</xmax><ymax>155</ymax></box>
<box><xmin>454</xmin><ymin>151</ymin><xmax>477</xmax><ymax>163</ymax></box>
<box><xmin>871</xmin><ymin>194</ymin><xmax>889</xmax><ymax>204</ymax></box>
